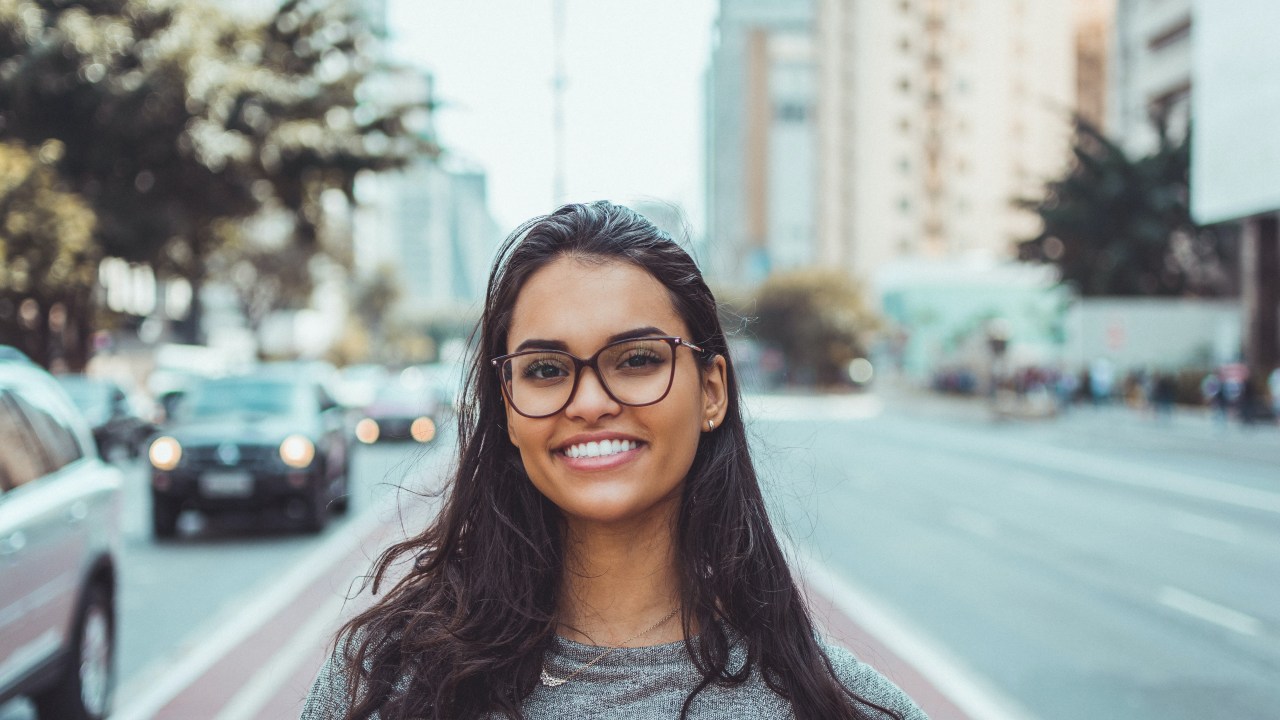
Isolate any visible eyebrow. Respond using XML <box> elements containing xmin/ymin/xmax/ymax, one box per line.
<box><xmin>513</xmin><ymin>326</ymin><xmax>669</xmax><ymax>353</ymax></box>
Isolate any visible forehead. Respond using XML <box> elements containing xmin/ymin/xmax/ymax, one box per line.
<box><xmin>507</xmin><ymin>256</ymin><xmax>687</xmax><ymax>353</ymax></box>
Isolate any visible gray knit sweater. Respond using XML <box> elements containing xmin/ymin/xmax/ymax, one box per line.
<box><xmin>301</xmin><ymin>631</ymin><xmax>929</xmax><ymax>719</ymax></box>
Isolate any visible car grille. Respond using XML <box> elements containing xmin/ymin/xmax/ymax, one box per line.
<box><xmin>184</xmin><ymin>443</ymin><xmax>278</xmax><ymax>467</ymax></box>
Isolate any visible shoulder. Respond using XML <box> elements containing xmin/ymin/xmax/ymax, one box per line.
<box><xmin>301</xmin><ymin>630</ymin><xmax>395</xmax><ymax>720</ymax></box>
<box><xmin>819</xmin><ymin>640</ymin><xmax>931</xmax><ymax>720</ymax></box>
<box><xmin>301</xmin><ymin>635</ymin><xmax>359</xmax><ymax>719</ymax></box>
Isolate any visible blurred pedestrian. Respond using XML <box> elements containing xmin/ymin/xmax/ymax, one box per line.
<box><xmin>1088</xmin><ymin>358</ymin><xmax>1114</xmax><ymax>405</ymax></box>
<box><xmin>301</xmin><ymin>202</ymin><xmax>925</xmax><ymax>720</ymax></box>
<box><xmin>1054</xmin><ymin>369</ymin><xmax>1078</xmax><ymax>413</ymax></box>
<box><xmin>1269</xmin><ymin>365</ymin><xmax>1280</xmax><ymax>421</ymax></box>
<box><xmin>1240</xmin><ymin>378</ymin><xmax>1260</xmax><ymax>426</ymax></box>
<box><xmin>1150</xmin><ymin>373</ymin><xmax>1177</xmax><ymax>423</ymax></box>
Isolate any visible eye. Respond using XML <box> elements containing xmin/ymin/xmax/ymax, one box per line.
<box><xmin>624</xmin><ymin>351</ymin><xmax>665</xmax><ymax>366</ymax></box>
<box><xmin>521</xmin><ymin>358</ymin><xmax>571</xmax><ymax>382</ymax></box>
<box><xmin>616</xmin><ymin>350</ymin><xmax>665</xmax><ymax>371</ymax></box>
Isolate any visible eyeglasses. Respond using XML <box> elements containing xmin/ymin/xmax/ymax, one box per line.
<box><xmin>491</xmin><ymin>336</ymin><xmax>705</xmax><ymax>419</ymax></box>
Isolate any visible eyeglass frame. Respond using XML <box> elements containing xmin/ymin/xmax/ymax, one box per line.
<box><xmin>490</xmin><ymin>336</ymin><xmax>707</xmax><ymax>419</ymax></box>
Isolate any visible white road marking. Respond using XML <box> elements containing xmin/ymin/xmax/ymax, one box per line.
<box><xmin>1167</xmin><ymin>511</ymin><xmax>1244</xmax><ymax>545</ymax></box>
<box><xmin>1157</xmin><ymin>586</ymin><xmax>1262</xmax><ymax>637</ymax></box>
<box><xmin>787</xmin><ymin>540</ymin><xmax>1039</xmax><ymax>720</ymax></box>
<box><xmin>112</xmin><ymin>506</ymin><xmax>391</xmax><ymax>720</ymax></box>
<box><xmin>946</xmin><ymin>507</ymin><xmax>1000</xmax><ymax>539</ymax></box>
<box><xmin>211</xmin><ymin>591</ymin><xmax>352</xmax><ymax>720</ymax></box>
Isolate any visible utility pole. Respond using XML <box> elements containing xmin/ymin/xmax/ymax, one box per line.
<box><xmin>1241</xmin><ymin>213</ymin><xmax>1280</xmax><ymax>377</ymax></box>
<box><xmin>551</xmin><ymin>0</ymin><xmax>567</xmax><ymax>206</ymax></box>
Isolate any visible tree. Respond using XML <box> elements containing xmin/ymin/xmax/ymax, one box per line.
<box><xmin>0</xmin><ymin>140</ymin><xmax>98</xmax><ymax>367</ymax></box>
<box><xmin>1017</xmin><ymin>117</ymin><xmax>1237</xmax><ymax>297</ymax></box>
<box><xmin>0</xmin><ymin>0</ymin><xmax>430</xmax><ymax>348</ymax></box>
<box><xmin>751</xmin><ymin>269</ymin><xmax>877</xmax><ymax>387</ymax></box>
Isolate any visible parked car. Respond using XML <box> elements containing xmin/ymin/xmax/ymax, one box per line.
<box><xmin>0</xmin><ymin>348</ymin><xmax>122</xmax><ymax>720</ymax></box>
<box><xmin>55</xmin><ymin>374</ymin><xmax>157</xmax><ymax>459</ymax></box>
<box><xmin>147</xmin><ymin>370</ymin><xmax>351</xmax><ymax>537</ymax></box>
<box><xmin>353</xmin><ymin>373</ymin><xmax>441</xmax><ymax>445</ymax></box>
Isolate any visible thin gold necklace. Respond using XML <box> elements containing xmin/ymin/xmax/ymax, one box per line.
<box><xmin>540</xmin><ymin>606</ymin><xmax>680</xmax><ymax>687</ymax></box>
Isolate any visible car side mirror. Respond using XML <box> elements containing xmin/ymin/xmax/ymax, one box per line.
<box><xmin>159</xmin><ymin>391</ymin><xmax>186</xmax><ymax>423</ymax></box>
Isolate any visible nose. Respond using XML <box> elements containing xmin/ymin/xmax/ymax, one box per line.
<box><xmin>563</xmin><ymin>365</ymin><xmax>621</xmax><ymax>422</ymax></box>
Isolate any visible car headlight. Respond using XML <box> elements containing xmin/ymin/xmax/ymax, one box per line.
<box><xmin>410</xmin><ymin>417</ymin><xmax>436</xmax><ymax>443</ymax></box>
<box><xmin>149</xmin><ymin>436</ymin><xmax>182</xmax><ymax>470</ymax></box>
<box><xmin>279</xmin><ymin>434</ymin><xmax>316</xmax><ymax>468</ymax></box>
<box><xmin>355</xmin><ymin>418</ymin><xmax>380</xmax><ymax>444</ymax></box>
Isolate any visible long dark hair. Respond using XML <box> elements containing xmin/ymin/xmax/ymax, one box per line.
<box><xmin>335</xmin><ymin>201</ymin><xmax>901</xmax><ymax>720</ymax></box>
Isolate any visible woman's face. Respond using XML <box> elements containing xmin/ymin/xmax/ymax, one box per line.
<box><xmin>503</xmin><ymin>256</ymin><xmax>727</xmax><ymax>528</ymax></box>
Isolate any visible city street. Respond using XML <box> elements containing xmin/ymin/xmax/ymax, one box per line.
<box><xmin>4</xmin><ymin>391</ymin><xmax>1277</xmax><ymax>720</ymax></box>
<box><xmin>752</xmin><ymin>389</ymin><xmax>1280</xmax><ymax>720</ymax></box>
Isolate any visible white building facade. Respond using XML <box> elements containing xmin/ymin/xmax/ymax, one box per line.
<box><xmin>353</xmin><ymin>157</ymin><xmax>499</xmax><ymax>320</ymax></box>
<box><xmin>705</xmin><ymin>0</ymin><xmax>817</xmax><ymax>288</ymax></box>
<box><xmin>815</xmin><ymin>0</ymin><xmax>1075</xmax><ymax>288</ymax></box>
<box><xmin>1108</xmin><ymin>0</ymin><xmax>1193</xmax><ymax>157</ymax></box>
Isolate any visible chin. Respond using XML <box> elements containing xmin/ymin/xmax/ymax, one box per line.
<box><xmin>553</xmin><ymin>489</ymin><xmax>681</xmax><ymax>527</ymax></box>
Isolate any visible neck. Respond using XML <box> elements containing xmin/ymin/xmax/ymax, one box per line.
<box><xmin>556</xmin><ymin>510</ymin><xmax>683</xmax><ymax>647</ymax></box>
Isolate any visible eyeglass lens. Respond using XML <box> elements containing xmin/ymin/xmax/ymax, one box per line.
<box><xmin>501</xmin><ymin>338</ymin><xmax>677</xmax><ymax>417</ymax></box>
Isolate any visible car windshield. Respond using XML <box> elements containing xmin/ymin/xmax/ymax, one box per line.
<box><xmin>180</xmin><ymin>378</ymin><xmax>306</xmax><ymax>419</ymax></box>
<box><xmin>373</xmin><ymin>381</ymin><xmax>428</xmax><ymax>404</ymax></box>
<box><xmin>56</xmin><ymin>377</ymin><xmax>111</xmax><ymax>417</ymax></box>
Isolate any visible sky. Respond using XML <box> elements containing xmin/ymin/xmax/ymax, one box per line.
<box><xmin>386</xmin><ymin>0</ymin><xmax>718</xmax><ymax>236</ymax></box>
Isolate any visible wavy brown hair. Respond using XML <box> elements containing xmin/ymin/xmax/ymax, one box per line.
<box><xmin>333</xmin><ymin>201</ymin><xmax>902</xmax><ymax>720</ymax></box>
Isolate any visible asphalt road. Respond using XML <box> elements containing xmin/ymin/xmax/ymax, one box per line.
<box><xmin>5</xmin><ymin>392</ymin><xmax>1277</xmax><ymax>719</ymax></box>
<box><xmin>749</xmin><ymin>391</ymin><xmax>1280</xmax><ymax>720</ymax></box>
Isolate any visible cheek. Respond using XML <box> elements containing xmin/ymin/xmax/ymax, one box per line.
<box><xmin>504</xmin><ymin>405</ymin><xmax>521</xmax><ymax>448</ymax></box>
<box><xmin>658</xmin><ymin>400</ymin><xmax>706</xmax><ymax>472</ymax></box>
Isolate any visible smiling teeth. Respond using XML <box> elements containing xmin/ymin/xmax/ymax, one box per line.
<box><xmin>564</xmin><ymin>439</ymin><xmax>638</xmax><ymax>459</ymax></box>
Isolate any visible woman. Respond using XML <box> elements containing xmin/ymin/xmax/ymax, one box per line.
<box><xmin>303</xmin><ymin>201</ymin><xmax>927</xmax><ymax>719</ymax></box>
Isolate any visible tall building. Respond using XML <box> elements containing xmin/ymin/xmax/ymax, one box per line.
<box><xmin>352</xmin><ymin>70</ymin><xmax>500</xmax><ymax>320</ymax></box>
<box><xmin>815</xmin><ymin>0</ymin><xmax>1075</xmax><ymax>288</ymax></box>
<box><xmin>1075</xmin><ymin>0</ymin><xmax>1115</xmax><ymax>131</ymax></box>
<box><xmin>705</xmin><ymin>0</ymin><xmax>817</xmax><ymax>287</ymax></box>
<box><xmin>353</xmin><ymin>156</ymin><xmax>500</xmax><ymax>318</ymax></box>
<box><xmin>1108</xmin><ymin>0</ymin><xmax>1192</xmax><ymax>156</ymax></box>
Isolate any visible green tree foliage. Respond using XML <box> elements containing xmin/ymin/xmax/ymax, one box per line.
<box><xmin>0</xmin><ymin>0</ymin><xmax>429</xmax><ymax>349</ymax></box>
<box><xmin>1017</xmin><ymin>117</ymin><xmax>1236</xmax><ymax>297</ymax></box>
<box><xmin>752</xmin><ymin>269</ymin><xmax>877</xmax><ymax>387</ymax></box>
<box><xmin>0</xmin><ymin>140</ymin><xmax>97</xmax><ymax>366</ymax></box>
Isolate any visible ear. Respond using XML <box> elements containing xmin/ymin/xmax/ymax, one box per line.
<box><xmin>701</xmin><ymin>354</ymin><xmax>728</xmax><ymax>431</ymax></box>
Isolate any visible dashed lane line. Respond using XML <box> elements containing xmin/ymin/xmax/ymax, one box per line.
<box><xmin>1167</xmin><ymin>511</ymin><xmax>1245</xmax><ymax>545</ymax></box>
<box><xmin>1157</xmin><ymin>586</ymin><xmax>1263</xmax><ymax>637</ymax></box>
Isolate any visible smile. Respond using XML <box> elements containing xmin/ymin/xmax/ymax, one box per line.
<box><xmin>562</xmin><ymin>439</ymin><xmax>641</xmax><ymax>459</ymax></box>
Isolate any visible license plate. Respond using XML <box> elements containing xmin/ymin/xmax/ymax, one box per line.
<box><xmin>200</xmin><ymin>470</ymin><xmax>253</xmax><ymax>497</ymax></box>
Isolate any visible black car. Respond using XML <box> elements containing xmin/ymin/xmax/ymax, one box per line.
<box><xmin>55</xmin><ymin>375</ymin><xmax>156</xmax><ymax>459</ymax></box>
<box><xmin>1</xmin><ymin>349</ymin><xmax>122</xmax><ymax>720</ymax></box>
<box><xmin>146</xmin><ymin>371</ymin><xmax>351</xmax><ymax>537</ymax></box>
<box><xmin>353</xmin><ymin>376</ymin><xmax>441</xmax><ymax>445</ymax></box>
